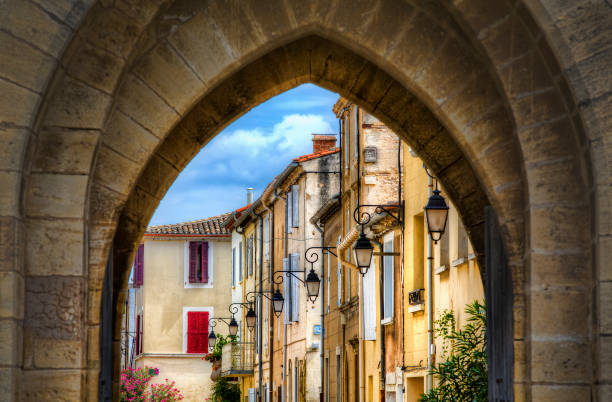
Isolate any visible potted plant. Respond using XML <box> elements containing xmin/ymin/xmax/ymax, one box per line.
<box><xmin>203</xmin><ymin>335</ymin><xmax>237</xmax><ymax>381</ymax></box>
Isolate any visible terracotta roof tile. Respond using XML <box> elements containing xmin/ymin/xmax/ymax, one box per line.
<box><xmin>145</xmin><ymin>212</ymin><xmax>232</xmax><ymax>236</ymax></box>
<box><xmin>293</xmin><ymin>147</ymin><xmax>340</xmax><ymax>163</ymax></box>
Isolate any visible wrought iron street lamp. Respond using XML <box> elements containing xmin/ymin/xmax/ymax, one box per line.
<box><xmin>423</xmin><ymin>166</ymin><xmax>449</xmax><ymax>243</ymax></box>
<box><xmin>352</xmin><ymin>205</ymin><xmax>402</xmax><ymax>275</ymax></box>
<box><xmin>228</xmin><ymin>317</ymin><xmax>239</xmax><ymax>336</ymax></box>
<box><xmin>246</xmin><ymin>308</ymin><xmax>257</xmax><ymax>331</ymax></box>
<box><xmin>207</xmin><ymin>316</ymin><xmax>236</xmax><ymax>350</ymax></box>
<box><xmin>208</xmin><ymin>331</ymin><xmax>217</xmax><ymax>348</ymax></box>
<box><xmin>272</xmin><ymin>289</ymin><xmax>284</xmax><ymax>317</ymax></box>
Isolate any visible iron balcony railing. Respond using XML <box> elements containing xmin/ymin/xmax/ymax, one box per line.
<box><xmin>220</xmin><ymin>342</ymin><xmax>254</xmax><ymax>377</ymax></box>
<box><xmin>409</xmin><ymin>288</ymin><xmax>425</xmax><ymax>305</ymax></box>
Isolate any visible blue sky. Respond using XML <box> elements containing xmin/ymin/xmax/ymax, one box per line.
<box><xmin>149</xmin><ymin>84</ymin><xmax>340</xmax><ymax>226</ymax></box>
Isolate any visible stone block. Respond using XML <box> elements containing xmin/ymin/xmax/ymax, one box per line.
<box><xmin>88</xmin><ymin>182</ymin><xmax>128</xmax><ymax>224</ymax></box>
<box><xmin>87</xmin><ymin>287</ymin><xmax>102</xmax><ymax>325</ymax></box>
<box><xmin>0</xmin><ymin>271</ymin><xmax>24</xmax><ymax>319</ymax></box>
<box><xmin>600</xmin><ymin>335</ymin><xmax>612</xmax><ymax>381</ymax></box>
<box><xmin>0</xmin><ymin>216</ymin><xmax>23</xmax><ymax>274</ymax></box>
<box><xmin>25</xmin><ymin>218</ymin><xmax>84</xmax><ymax>276</ymax></box>
<box><xmin>87</xmin><ymin>325</ymin><xmax>100</xmax><ymax>368</ymax></box>
<box><xmin>114</xmin><ymin>73</ymin><xmax>180</xmax><ymax>138</ymax></box>
<box><xmin>63</xmin><ymin>36</ymin><xmax>125</xmax><ymax>94</ymax></box>
<box><xmin>22</xmin><ymin>369</ymin><xmax>83</xmax><ymax>401</ymax></box>
<box><xmin>531</xmin><ymin>289</ymin><xmax>590</xmax><ymax>338</ymax></box>
<box><xmin>480</xmin><ymin>14</ymin><xmax>533</xmax><ymax>66</ymax></box>
<box><xmin>104</xmin><ymin>109</ymin><xmax>160</xmax><ymax>165</ymax></box>
<box><xmin>525</xmin><ymin>157</ymin><xmax>584</xmax><ymax>206</ymax></box>
<box><xmin>26</xmin><ymin>173</ymin><xmax>88</xmax><ymax>219</ymax></box>
<box><xmin>133</xmin><ymin>39</ymin><xmax>204</xmax><ymax>116</ymax></box>
<box><xmin>417</xmin><ymin>37</ymin><xmax>482</xmax><ymax>105</ymax></box>
<box><xmin>453</xmin><ymin>0</ymin><xmax>512</xmax><ymax>36</ymax></box>
<box><xmin>599</xmin><ymin>384</ymin><xmax>612</xmax><ymax>401</ymax></box>
<box><xmin>93</xmin><ymin>145</ymin><xmax>140</xmax><ymax>196</ymax></box>
<box><xmin>136</xmin><ymin>153</ymin><xmax>180</xmax><ymax>200</ymax></box>
<box><xmin>0</xmin><ymin>0</ymin><xmax>72</xmax><ymax>58</ymax></box>
<box><xmin>518</xmin><ymin>117</ymin><xmax>578</xmax><ymax>163</ymax></box>
<box><xmin>386</xmin><ymin>11</ymin><xmax>447</xmax><ymax>81</ymax></box>
<box><xmin>600</xmin><ymin>282</ymin><xmax>612</xmax><ymax>334</ymax></box>
<box><xmin>529</xmin><ymin>206</ymin><xmax>590</xmax><ymax>251</ymax></box>
<box><xmin>512</xmin><ymin>88</ymin><xmax>568</xmax><ymax>130</ymax></box>
<box><xmin>531</xmin><ymin>339</ymin><xmax>590</xmax><ymax>383</ymax></box>
<box><xmin>32</xmin><ymin>128</ymin><xmax>100</xmax><ymax>174</ymax></box>
<box><xmin>25</xmin><ymin>336</ymin><xmax>84</xmax><ymax>369</ymax></box>
<box><xmin>531</xmin><ymin>384</ymin><xmax>591</xmax><ymax>401</ymax></box>
<box><xmin>0</xmin><ymin>319</ymin><xmax>22</xmax><ymax>366</ymax></box>
<box><xmin>0</xmin><ymin>127</ymin><xmax>27</xmax><ymax>171</ymax></box>
<box><xmin>0</xmin><ymin>30</ymin><xmax>57</xmax><ymax>93</ymax></box>
<box><xmin>530</xmin><ymin>251</ymin><xmax>590</xmax><ymax>288</ymax></box>
<box><xmin>43</xmin><ymin>73</ymin><xmax>112</xmax><ymax>129</ymax></box>
<box><xmin>0</xmin><ymin>78</ymin><xmax>40</xmax><ymax>127</ymax></box>
<box><xmin>25</xmin><ymin>276</ymin><xmax>84</xmax><ymax>340</ymax></box>
<box><xmin>502</xmin><ymin>49</ymin><xmax>555</xmax><ymax>100</ymax></box>
<box><xmin>600</xmin><ymin>236</ymin><xmax>612</xmax><ymax>281</ymax></box>
<box><xmin>0</xmin><ymin>367</ymin><xmax>21</xmax><ymax>400</ymax></box>
<box><xmin>596</xmin><ymin>183</ymin><xmax>612</xmax><ymax>235</ymax></box>
<box><xmin>85</xmin><ymin>368</ymin><xmax>99</xmax><ymax>401</ymax></box>
<box><xmin>0</xmin><ymin>170</ymin><xmax>20</xmax><ymax>217</ymax></box>
<box><xmin>30</xmin><ymin>0</ymin><xmax>95</xmax><ymax>29</ymax></box>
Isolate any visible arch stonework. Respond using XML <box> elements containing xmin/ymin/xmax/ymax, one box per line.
<box><xmin>0</xmin><ymin>0</ymin><xmax>609</xmax><ymax>400</ymax></box>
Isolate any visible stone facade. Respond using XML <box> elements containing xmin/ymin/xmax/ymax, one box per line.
<box><xmin>0</xmin><ymin>0</ymin><xmax>610</xmax><ymax>400</ymax></box>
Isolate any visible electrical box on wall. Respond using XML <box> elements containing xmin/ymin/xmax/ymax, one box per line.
<box><xmin>364</xmin><ymin>146</ymin><xmax>377</xmax><ymax>162</ymax></box>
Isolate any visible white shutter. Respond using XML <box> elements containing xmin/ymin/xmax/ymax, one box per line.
<box><xmin>286</xmin><ymin>191</ymin><xmax>293</xmax><ymax>233</ymax></box>
<box><xmin>292</xmin><ymin>185</ymin><xmax>299</xmax><ymax>227</ymax></box>
<box><xmin>291</xmin><ymin>253</ymin><xmax>300</xmax><ymax>322</ymax></box>
<box><xmin>362</xmin><ymin>259</ymin><xmax>376</xmax><ymax>340</ymax></box>
<box><xmin>383</xmin><ymin>234</ymin><xmax>394</xmax><ymax>320</ymax></box>
<box><xmin>232</xmin><ymin>247</ymin><xmax>236</xmax><ymax>286</ymax></box>
<box><xmin>326</xmin><ymin>251</ymin><xmax>330</xmax><ymax>313</ymax></box>
<box><xmin>283</xmin><ymin>257</ymin><xmax>290</xmax><ymax>324</ymax></box>
<box><xmin>248</xmin><ymin>388</ymin><xmax>256</xmax><ymax>402</ymax></box>
<box><xmin>346</xmin><ymin>250</ymin><xmax>351</xmax><ymax>302</ymax></box>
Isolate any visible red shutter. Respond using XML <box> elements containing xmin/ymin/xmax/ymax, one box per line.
<box><xmin>189</xmin><ymin>242</ymin><xmax>198</xmax><ymax>283</ymax></box>
<box><xmin>134</xmin><ymin>244</ymin><xmax>144</xmax><ymax>287</ymax></box>
<box><xmin>201</xmin><ymin>241</ymin><xmax>209</xmax><ymax>283</ymax></box>
<box><xmin>187</xmin><ymin>311</ymin><xmax>209</xmax><ymax>353</ymax></box>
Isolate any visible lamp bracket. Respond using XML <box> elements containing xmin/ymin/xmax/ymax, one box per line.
<box><xmin>353</xmin><ymin>204</ymin><xmax>403</xmax><ymax>227</ymax></box>
<box><xmin>245</xmin><ymin>290</ymin><xmax>275</xmax><ymax>303</ymax></box>
<box><xmin>272</xmin><ymin>269</ymin><xmax>305</xmax><ymax>285</ymax></box>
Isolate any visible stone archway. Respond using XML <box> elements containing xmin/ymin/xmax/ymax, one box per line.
<box><xmin>1</xmin><ymin>0</ymin><xmax>608</xmax><ymax>400</ymax></box>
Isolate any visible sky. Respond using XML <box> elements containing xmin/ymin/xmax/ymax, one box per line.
<box><xmin>149</xmin><ymin>84</ymin><xmax>340</xmax><ymax>226</ymax></box>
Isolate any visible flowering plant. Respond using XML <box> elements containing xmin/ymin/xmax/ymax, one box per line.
<box><xmin>120</xmin><ymin>366</ymin><xmax>159</xmax><ymax>401</ymax></box>
<box><xmin>203</xmin><ymin>334</ymin><xmax>237</xmax><ymax>362</ymax></box>
<box><xmin>149</xmin><ymin>379</ymin><xmax>184</xmax><ymax>401</ymax></box>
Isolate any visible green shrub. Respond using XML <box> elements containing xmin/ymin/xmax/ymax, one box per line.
<box><xmin>420</xmin><ymin>300</ymin><xmax>487</xmax><ymax>402</ymax></box>
<box><xmin>210</xmin><ymin>378</ymin><xmax>241</xmax><ymax>402</ymax></box>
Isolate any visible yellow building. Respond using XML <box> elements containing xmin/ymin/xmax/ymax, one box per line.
<box><xmin>129</xmin><ymin>213</ymin><xmax>233</xmax><ymax>401</ymax></box>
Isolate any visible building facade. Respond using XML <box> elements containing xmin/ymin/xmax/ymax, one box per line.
<box><xmin>126</xmin><ymin>214</ymin><xmax>233</xmax><ymax>401</ymax></box>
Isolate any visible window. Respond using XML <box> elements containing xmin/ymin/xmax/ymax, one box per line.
<box><xmin>346</xmin><ymin>249</ymin><xmax>351</xmax><ymax>302</ymax></box>
<box><xmin>133</xmin><ymin>244</ymin><xmax>144</xmax><ymax>287</ymax></box>
<box><xmin>183</xmin><ymin>308</ymin><xmax>212</xmax><ymax>353</ymax></box>
<box><xmin>188</xmin><ymin>241</ymin><xmax>210</xmax><ymax>285</ymax></box>
<box><xmin>290</xmin><ymin>253</ymin><xmax>300</xmax><ymax>322</ymax></box>
<box><xmin>232</xmin><ymin>246</ymin><xmax>236</xmax><ymax>286</ymax></box>
<box><xmin>382</xmin><ymin>232</ymin><xmax>394</xmax><ymax>322</ymax></box>
<box><xmin>247</xmin><ymin>235</ymin><xmax>254</xmax><ymax>277</ymax></box>
<box><xmin>291</xmin><ymin>184</ymin><xmax>299</xmax><ymax>228</ymax></box>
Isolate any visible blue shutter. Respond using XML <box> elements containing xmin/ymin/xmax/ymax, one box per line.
<box><xmin>286</xmin><ymin>191</ymin><xmax>293</xmax><ymax>233</ymax></box>
<box><xmin>291</xmin><ymin>253</ymin><xmax>299</xmax><ymax>322</ymax></box>
<box><xmin>283</xmin><ymin>257</ymin><xmax>290</xmax><ymax>325</ymax></box>
<box><xmin>292</xmin><ymin>185</ymin><xmax>299</xmax><ymax>228</ymax></box>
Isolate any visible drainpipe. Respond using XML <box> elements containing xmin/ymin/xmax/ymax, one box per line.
<box><xmin>274</xmin><ymin>184</ymin><xmax>289</xmax><ymax>402</ymax></box>
<box><xmin>426</xmin><ymin>176</ymin><xmax>434</xmax><ymax>392</ymax></box>
<box><xmin>312</xmin><ymin>220</ymin><xmax>325</xmax><ymax>401</ymax></box>
<box><xmin>371</xmin><ymin>239</ymin><xmax>385</xmax><ymax>402</ymax></box>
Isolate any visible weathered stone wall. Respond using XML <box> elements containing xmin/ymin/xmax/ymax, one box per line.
<box><xmin>0</xmin><ymin>0</ymin><xmax>609</xmax><ymax>400</ymax></box>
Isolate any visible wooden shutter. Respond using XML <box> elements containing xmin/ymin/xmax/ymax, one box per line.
<box><xmin>337</xmin><ymin>237</ymin><xmax>342</xmax><ymax>307</ymax></box>
<box><xmin>283</xmin><ymin>258</ymin><xmax>290</xmax><ymax>324</ymax></box>
<box><xmin>239</xmin><ymin>242</ymin><xmax>243</xmax><ymax>281</ymax></box>
<box><xmin>383</xmin><ymin>236</ymin><xmax>394</xmax><ymax>320</ymax></box>
<box><xmin>188</xmin><ymin>242</ymin><xmax>198</xmax><ymax>283</ymax></box>
<box><xmin>201</xmin><ymin>241</ymin><xmax>209</xmax><ymax>283</ymax></box>
<box><xmin>362</xmin><ymin>260</ymin><xmax>376</xmax><ymax>340</ymax></box>
<box><xmin>133</xmin><ymin>244</ymin><xmax>144</xmax><ymax>287</ymax></box>
<box><xmin>286</xmin><ymin>191</ymin><xmax>293</xmax><ymax>233</ymax></box>
<box><xmin>187</xmin><ymin>311</ymin><xmax>209</xmax><ymax>353</ymax></box>
<box><xmin>232</xmin><ymin>247</ymin><xmax>236</xmax><ymax>286</ymax></box>
<box><xmin>135</xmin><ymin>314</ymin><xmax>141</xmax><ymax>355</ymax></box>
<box><xmin>291</xmin><ymin>185</ymin><xmax>299</xmax><ymax>227</ymax></box>
<box><xmin>485</xmin><ymin>207</ymin><xmax>513</xmax><ymax>401</ymax></box>
<box><xmin>291</xmin><ymin>253</ymin><xmax>300</xmax><ymax>322</ymax></box>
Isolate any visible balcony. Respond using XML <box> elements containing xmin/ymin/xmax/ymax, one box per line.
<box><xmin>220</xmin><ymin>342</ymin><xmax>254</xmax><ymax>377</ymax></box>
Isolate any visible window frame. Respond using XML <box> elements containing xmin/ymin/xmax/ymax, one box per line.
<box><xmin>184</xmin><ymin>240</ymin><xmax>214</xmax><ymax>288</ymax></box>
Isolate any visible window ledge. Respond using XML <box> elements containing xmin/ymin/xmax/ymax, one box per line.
<box><xmin>434</xmin><ymin>265</ymin><xmax>448</xmax><ymax>275</ymax></box>
<box><xmin>451</xmin><ymin>257</ymin><xmax>465</xmax><ymax>267</ymax></box>
<box><xmin>408</xmin><ymin>303</ymin><xmax>425</xmax><ymax>313</ymax></box>
<box><xmin>381</xmin><ymin>317</ymin><xmax>394</xmax><ymax>326</ymax></box>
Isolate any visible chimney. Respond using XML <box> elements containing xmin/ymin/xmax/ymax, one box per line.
<box><xmin>312</xmin><ymin>134</ymin><xmax>337</xmax><ymax>153</ymax></box>
<box><xmin>246</xmin><ymin>188</ymin><xmax>254</xmax><ymax>204</ymax></box>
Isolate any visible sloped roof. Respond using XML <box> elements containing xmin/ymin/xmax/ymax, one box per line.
<box><xmin>145</xmin><ymin>212</ymin><xmax>232</xmax><ymax>236</ymax></box>
<box><xmin>293</xmin><ymin>147</ymin><xmax>340</xmax><ymax>163</ymax></box>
